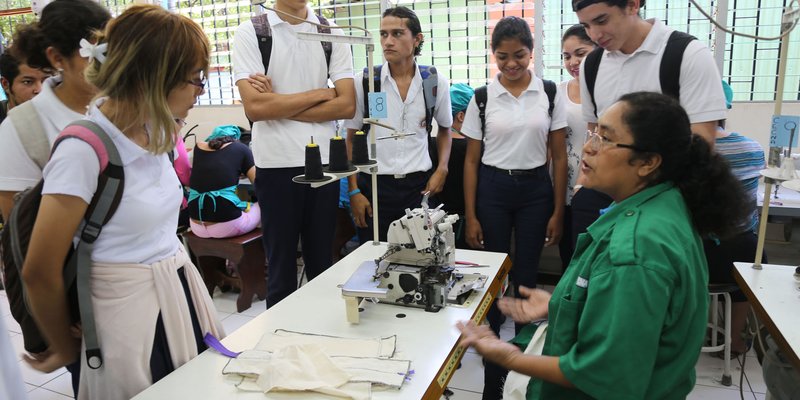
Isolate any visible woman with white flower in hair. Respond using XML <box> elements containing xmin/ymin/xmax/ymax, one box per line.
<box><xmin>21</xmin><ymin>5</ymin><xmax>224</xmax><ymax>400</ymax></box>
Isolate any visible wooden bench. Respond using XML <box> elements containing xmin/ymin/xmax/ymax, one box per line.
<box><xmin>183</xmin><ymin>228</ymin><xmax>267</xmax><ymax>313</ymax></box>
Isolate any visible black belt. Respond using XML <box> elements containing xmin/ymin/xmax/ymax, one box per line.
<box><xmin>362</xmin><ymin>171</ymin><xmax>428</xmax><ymax>180</ymax></box>
<box><xmin>485</xmin><ymin>164</ymin><xmax>545</xmax><ymax>176</ymax></box>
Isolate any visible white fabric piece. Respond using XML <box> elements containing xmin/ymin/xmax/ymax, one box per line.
<box><xmin>237</xmin><ymin>378</ymin><xmax>372</xmax><ymax>400</ymax></box>
<box><xmin>224</xmin><ymin>350</ymin><xmax>411</xmax><ymax>388</ymax></box>
<box><xmin>78</xmin><ymin>246</ymin><xmax>225</xmax><ymax>400</ymax></box>
<box><xmin>503</xmin><ymin>322</ymin><xmax>548</xmax><ymax>400</ymax></box>
<box><xmin>257</xmin><ymin>329</ymin><xmax>396</xmax><ymax>358</ymax></box>
<box><xmin>256</xmin><ymin>344</ymin><xmax>351</xmax><ymax>392</ymax></box>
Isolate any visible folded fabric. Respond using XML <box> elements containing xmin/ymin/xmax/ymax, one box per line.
<box><xmin>224</xmin><ymin>350</ymin><xmax>411</xmax><ymax>388</ymax></box>
<box><xmin>256</xmin><ymin>344</ymin><xmax>350</xmax><ymax>392</ymax></box>
<box><xmin>236</xmin><ymin>378</ymin><xmax>372</xmax><ymax>400</ymax></box>
<box><xmin>256</xmin><ymin>329</ymin><xmax>397</xmax><ymax>358</ymax></box>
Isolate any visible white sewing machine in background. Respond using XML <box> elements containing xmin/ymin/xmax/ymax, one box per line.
<box><xmin>341</xmin><ymin>197</ymin><xmax>487</xmax><ymax>323</ymax></box>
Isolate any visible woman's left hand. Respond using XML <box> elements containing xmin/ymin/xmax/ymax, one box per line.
<box><xmin>457</xmin><ymin>320</ymin><xmax>521</xmax><ymax>367</ymax></box>
<box><xmin>544</xmin><ymin>214</ymin><xmax>562</xmax><ymax>247</ymax></box>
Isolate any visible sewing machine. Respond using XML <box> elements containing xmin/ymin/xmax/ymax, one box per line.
<box><xmin>341</xmin><ymin>198</ymin><xmax>487</xmax><ymax>323</ymax></box>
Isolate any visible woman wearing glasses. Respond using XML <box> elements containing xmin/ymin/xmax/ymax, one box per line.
<box><xmin>458</xmin><ymin>92</ymin><xmax>748</xmax><ymax>399</ymax></box>
<box><xmin>21</xmin><ymin>6</ymin><xmax>224</xmax><ymax>400</ymax></box>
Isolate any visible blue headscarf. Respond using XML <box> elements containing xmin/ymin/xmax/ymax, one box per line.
<box><xmin>206</xmin><ymin>125</ymin><xmax>241</xmax><ymax>142</ymax></box>
<box><xmin>450</xmin><ymin>83</ymin><xmax>475</xmax><ymax>115</ymax></box>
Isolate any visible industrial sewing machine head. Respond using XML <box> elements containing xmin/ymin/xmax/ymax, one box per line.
<box><xmin>341</xmin><ymin>195</ymin><xmax>469</xmax><ymax>323</ymax></box>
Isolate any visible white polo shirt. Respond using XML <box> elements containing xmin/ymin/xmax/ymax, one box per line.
<box><xmin>558</xmin><ymin>80</ymin><xmax>586</xmax><ymax>205</ymax></box>
<box><xmin>0</xmin><ymin>76</ymin><xmax>85</xmax><ymax>191</ymax></box>
<box><xmin>232</xmin><ymin>8</ymin><xmax>354</xmax><ymax>168</ymax></box>
<box><xmin>343</xmin><ymin>63</ymin><xmax>453</xmax><ymax>175</ymax></box>
<box><xmin>579</xmin><ymin>19</ymin><xmax>726</xmax><ymax>124</ymax></box>
<box><xmin>461</xmin><ymin>73</ymin><xmax>567</xmax><ymax>170</ymax></box>
<box><xmin>42</xmin><ymin>99</ymin><xmax>182</xmax><ymax>265</ymax></box>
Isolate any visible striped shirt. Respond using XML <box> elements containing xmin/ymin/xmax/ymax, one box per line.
<box><xmin>715</xmin><ymin>132</ymin><xmax>765</xmax><ymax>233</ymax></box>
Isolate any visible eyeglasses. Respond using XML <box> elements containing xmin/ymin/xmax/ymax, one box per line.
<box><xmin>187</xmin><ymin>71</ymin><xmax>207</xmax><ymax>90</ymax></box>
<box><xmin>585</xmin><ymin>129</ymin><xmax>646</xmax><ymax>152</ymax></box>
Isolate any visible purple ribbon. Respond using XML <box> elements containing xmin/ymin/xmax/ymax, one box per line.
<box><xmin>203</xmin><ymin>333</ymin><xmax>241</xmax><ymax>358</ymax></box>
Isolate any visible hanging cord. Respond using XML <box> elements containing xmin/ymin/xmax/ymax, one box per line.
<box><xmin>259</xmin><ymin>4</ymin><xmax>371</xmax><ymax>36</ymax></box>
<box><xmin>688</xmin><ymin>0</ymin><xmax>800</xmax><ymax>40</ymax></box>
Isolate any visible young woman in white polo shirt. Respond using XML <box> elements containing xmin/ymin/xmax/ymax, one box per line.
<box><xmin>461</xmin><ymin>16</ymin><xmax>568</xmax><ymax>399</ymax></box>
<box><xmin>21</xmin><ymin>6</ymin><xmax>223</xmax><ymax>400</ymax></box>
<box><xmin>556</xmin><ymin>24</ymin><xmax>599</xmax><ymax>263</ymax></box>
<box><xmin>0</xmin><ymin>0</ymin><xmax>110</xmax><ymax>222</ymax></box>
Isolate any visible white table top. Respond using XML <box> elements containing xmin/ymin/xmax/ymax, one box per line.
<box><xmin>733</xmin><ymin>262</ymin><xmax>800</xmax><ymax>370</ymax></box>
<box><xmin>758</xmin><ymin>183</ymin><xmax>800</xmax><ymax>217</ymax></box>
<box><xmin>133</xmin><ymin>243</ymin><xmax>510</xmax><ymax>399</ymax></box>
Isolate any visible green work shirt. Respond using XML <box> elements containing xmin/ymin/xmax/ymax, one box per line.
<box><xmin>527</xmin><ymin>183</ymin><xmax>709</xmax><ymax>400</ymax></box>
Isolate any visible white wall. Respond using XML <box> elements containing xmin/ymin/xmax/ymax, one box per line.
<box><xmin>181</xmin><ymin>105</ymin><xmax>251</xmax><ymax>147</ymax></box>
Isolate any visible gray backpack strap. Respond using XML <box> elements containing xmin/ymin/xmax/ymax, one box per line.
<box><xmin>8</xmin><ymin>101</ymin><xmax>49</xmax><ymax>170</ymax></box>
<box><xmin>59</xmin><ymin>119</ymin><xmax>124</xmax><ymax>369</ymax></box>
<box><xmin>419</xmin><ymin>65</ymin><xmax>438</xmax><ymax>135</ymax></box>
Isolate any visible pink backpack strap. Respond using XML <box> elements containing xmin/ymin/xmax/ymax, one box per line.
<box><xmin>52</xmin><ymin>121</ymin><xmax>116</xmax><ymax>172</ymax></box>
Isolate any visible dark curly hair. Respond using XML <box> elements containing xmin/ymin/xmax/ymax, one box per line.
<box><xmin>11</xmin><ymin>0</ymin><xmax>111</xmax><ymax>70</ymax></box>
<box><xmin>618</xmin><ymin>92</ymin><xmax>748</xmax><ymax>239</ymax></box>
<box><xmin>382</xmin><ymin>6</ymin><xmax>424</xmax><ymax>57</ymax></box>
<box><xmin>208</xmin><ymin>136</ymin><xmax>237</xmax><ymax>150</ymax></box>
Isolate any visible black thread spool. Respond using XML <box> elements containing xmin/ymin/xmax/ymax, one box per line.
<box><xmin>352</xmin><ymin>130</ymin><xmax>370</xmax><ymax>164</ymax></box>
<box><xmin>328</xmin><ymin>135</ymin><xmax>349</xmax><ymax>172</ymax></box>
<box><xmin>304</xmin><ymin>137</ymin><xmax>324</xmax><ymax>180</ymax></box>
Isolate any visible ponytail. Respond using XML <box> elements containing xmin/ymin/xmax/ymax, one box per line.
<box><xmin>675</xmin><ymin>135</ymin><xmax>749</xmax><ymax>238</ymax></box>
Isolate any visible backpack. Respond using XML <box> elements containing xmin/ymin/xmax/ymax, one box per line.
<box><xmin>0</xmin><ymin>116</ymin><xmax>124</xmax><ymax>370</ymax></box>
<box><xmin>583</xmin><ymin>30</ymin><xmax>696</xmax><ymax>118</ymax></box>
<box><xmin>473</xmin><ymin>78</ymin><xmax>557</xmax><ymax>137</ymax></box>
<box><xmin>251</xmin><ymin>13</ymin><xmax>333</xmax><ymax>74</ymax></box>
<box><xmin>360</xmin><ymin>64</ymin><xmax>439</xmax><ymax>135</ymax></box>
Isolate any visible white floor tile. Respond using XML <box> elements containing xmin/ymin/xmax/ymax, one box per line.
<box><xmin>447</xmin><ymin>351</ymin><xmax>485</xmax><ymax>394</ymax></box>
<box><xmin>18</xmin><ymin>360</ymin><xmax>66</xmax><ymax>387</ymax></box>
<box><xmin>211</xmin><ymin>291</ymin><xmax>240</xmax><ymax>314</ymax></box>
<box><xmin>221</xmin><ymin>313</ymin><xmax>254</xmax><ymax>334</ymax></box>
<box><xmin>740</xmin><ymin>354</ymin><xmax>767</xmax><ymax>394</ymax></box>
<box><xmin>239</xmin><ymin>298</ymin><xmax>267</xmax><ymax>318</ymax></box>
<box><xmin>9</xmin><ymin>332</ymin><xmax>25</xmax><ymax>361</ymax></box>
<box><xmin>441</xmin><ymin>387</ymin><xmax>482</xmax><ymax>400</ymax></box>
<box><xmin>41</xmin><ymin>370</ymin><xmax>75</xmax><ymax>397</ymax></box>
<box><xmin>27</xmin><ymin>388</ymin><xmax>73</xmax><ymax>400</ymax></box>
<box><xmin>695</xmin><ymin>352</ymin><xmax>745</xmax><ymax>390</ymax></box>
<box><xmin>688</xmin><ymin>383</ymin><xmax>752</xmax><ymax>399</ymax></box>
<box><xmin>1</xmin><ymin>294</ymin><xmax>11</xmax><ymax>317</ymax></box>
<box><xmin>25</xmin><ymin>383</ymin><xmax>38</xmax><ymax>392</ymax></box>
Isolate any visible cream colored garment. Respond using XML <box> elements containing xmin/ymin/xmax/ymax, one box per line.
<box><xmin>78</xmin><ymin>247</ymin><xmax>225</xmax><ymax>400</ymax></box>
<box><xmin>257</xmin><ymin>329</ymin><xmax>397</xmax><ymax>358</ymax></box>
<box><xmin>503</xmin><ymin>322</ymin><xmax>548</xmax><ymax>400</ymax></box>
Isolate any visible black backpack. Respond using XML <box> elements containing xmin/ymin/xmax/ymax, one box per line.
<box><xmin>251</xmin><ymin>13</ymin><xmax>333</xmax><ymax>74</ymax></box>
<box><xmin>583</xmin><ymin>30</ymin><xmax>696</xmax><ymax>118</ymax></box>
<box><xmin>0</xmin><ymin>119</ymin><xmax>124</xmax><ymax>369</ymax></box>
<box><xmin>473</xmin><ymin>78</ymin><xmax>557</xmax><ymax>137</ymax></box>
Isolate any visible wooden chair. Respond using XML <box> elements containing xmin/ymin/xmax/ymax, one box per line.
<box><xmin>183</xmin><ymin>228</ymin><xmax>267</xmax><ymax>313</ymax></box>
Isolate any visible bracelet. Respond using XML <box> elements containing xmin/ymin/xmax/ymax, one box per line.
<box><xmin>348</xmin><ymin>188</ymin><xmax>361</xmax><ymax>197</ymax></box>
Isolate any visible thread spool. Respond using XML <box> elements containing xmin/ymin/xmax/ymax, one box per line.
<box><xmin>328</xmin><ymin>135</ymin><xmax>349</xmax><ymax>172</ymax></box>
<box><xmin>352</xmin><ymin>130</ymin><xmax>370</xmax><ymax>165</ymax></box>
<box><xmin>304</xmin><ymin>137</ymin><xmax>324</xmax><ymax>180</ymax></box>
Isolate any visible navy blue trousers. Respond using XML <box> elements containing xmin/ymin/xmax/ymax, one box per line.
<box><xmin>477</xmin><ymin>164</ymin><xmax>553</xmax><ymax>399</ymax></box>
<box><xmin>256</xmin><ymin>167</ymin><xmax>338</xmax><ymax>308</ymax></box>
<box><xmin>355</xmin><ymin>172</ymin><xmax>429</xmax><ymax>243</ymax></box>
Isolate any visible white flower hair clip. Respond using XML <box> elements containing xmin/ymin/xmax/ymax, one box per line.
<box><xmin>78</xmin><ymin>38</ymin><xmax>108</xmax><ymax>64</ymax></box>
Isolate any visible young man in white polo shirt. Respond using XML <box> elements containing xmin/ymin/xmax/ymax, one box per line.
<box><xmin>569</xmin><ymin>0</ymin><xmax>727</xmax><ymax>247</ymax></box>
<box><xmin>344</xmin><ymin>6</ymin><xmax>452</xmax><ymax>243</ymax></box>
<box><xmin>233</xmin><ymin>0</ymin><xmax>356</xmax><ymax>308</ymax></box>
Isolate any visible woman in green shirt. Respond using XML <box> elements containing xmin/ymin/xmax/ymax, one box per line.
<box><xmin>458</xmin><ymin>92</ymin><xmax>749</xmax><ymax>399</ymax></box>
